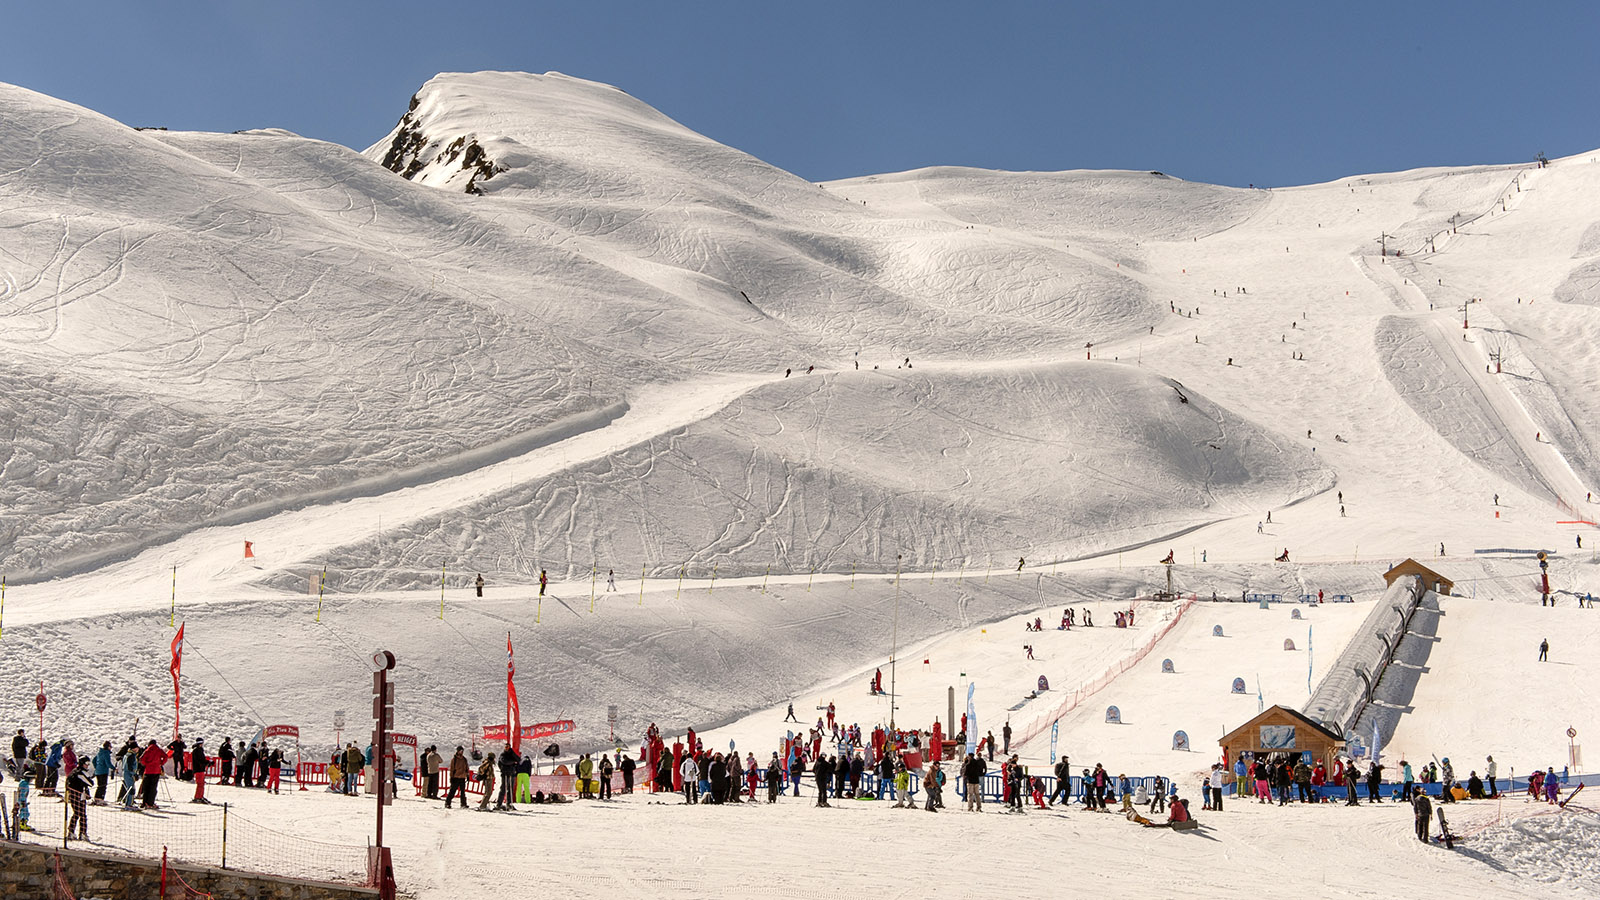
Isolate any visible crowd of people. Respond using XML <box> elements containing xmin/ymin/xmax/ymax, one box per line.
<box><xmin>5</xmin><ymin>728</ymin><xmax>292</xmax><ymax>838</ymax></box>
<box><xmin>6</xmin><ymin>709</ymin><xmax>1579</xmax><ymax>846</ymax></box>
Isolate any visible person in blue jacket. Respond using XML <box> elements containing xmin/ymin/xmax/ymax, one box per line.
<box><xmin>92</xmin><ymin>741</ymin><xmax>114</xmax><ymax>805</ymax></box>
<box><xmin>44</xmin><ymin>741</ymin><xmax>64</xmax><ymax>795</ymax></box>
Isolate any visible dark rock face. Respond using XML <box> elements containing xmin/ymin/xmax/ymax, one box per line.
<box><xmin>376</xmin><ymin>96</ymin><xmax>506</xmax><ymax>194</ymax></box>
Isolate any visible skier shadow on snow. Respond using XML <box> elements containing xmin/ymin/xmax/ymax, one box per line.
<box><xmin>1450</xmin><ymin>841</ymin><xmax>1512</xmax><ymax>874</ymax></box>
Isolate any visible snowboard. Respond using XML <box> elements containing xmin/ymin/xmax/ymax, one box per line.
<box><xmin>1559</xmin><ymin>783</ymin><xmax>1585</xmax><ymax>808</ymax></box>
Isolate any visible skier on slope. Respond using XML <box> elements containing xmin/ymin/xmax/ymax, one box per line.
<box><xmin>539</xmin><ymin>570</ymin><xmax>548</xmax><ymax>596</ymax></box>
<box><xmin>606</xmin><ymin>569</ymin><xmax>617</xmax><ymax>592</ymax></box>
<box><xmin>1539</xmin><ymin>639</ymin><xmax>1549</xmax><ymax>661</ymax></box>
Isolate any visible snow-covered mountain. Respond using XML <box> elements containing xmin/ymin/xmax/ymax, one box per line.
<box><xmin>2</xmin><ymin>74</ymin><xmax>1598</xmax><ymax>888</ymax></box>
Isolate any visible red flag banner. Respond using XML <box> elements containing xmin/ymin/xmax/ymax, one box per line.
<box><xmin>507</xmin><ymin>633</ymin><xmax>522</xmax><ymax>752</ymax></box>
<box><xmin>170</xmin><ymin>624</ymin><xmax>185</xmax><ymax>738</ymax></box>
<box><xmin>527</xmin><ymin>720</ymin><xmax>575</xmax><ymax>741</ymax></box>
<box><xmin>482</xmin><ymin>720</ymin><xmax>576</xmax><ymax>744</ymax></box>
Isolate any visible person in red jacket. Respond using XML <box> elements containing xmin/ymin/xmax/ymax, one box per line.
<box><xmin>138</xmin><ymin>740</ymin><xmax>167</xmax><ymax>809</ymax></box>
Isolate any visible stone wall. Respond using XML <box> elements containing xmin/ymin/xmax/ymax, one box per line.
<box><xmin>0</xmin><ymin>841</ymin><xmax>379</xmax><ymax>899</ymax></box>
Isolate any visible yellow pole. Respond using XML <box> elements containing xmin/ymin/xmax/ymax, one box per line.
<box><xmin>440</xmin><ymin>563</ymin><xmax>446</xmax><ymax>620</ymax></box>
<box><xmin>590</xmin><ymin>564</ymin><xmax>597</xmax><ymax>613</ymax></box>
<box><xmin>638</xmin><ymin>563</ymin><xmax>646</xmax><ymax>606</ymax></box>
<box><xmin>984</xmin><ymin>557</ymin><xmax>990</xmax><ymax>584</ymax></box>
<box><xmin>677</xmin><ymin>566</ymin><xmax>685</xmax><ymax>601</ymax></box>
<box><xmin>0</xmin><ymin>573</ymin><xmax>5</xmax><ymax>641</ymax></box>
<box><xmin>709</xmin><ymin>564</ymin><xmax>718</xmax><ymax>593</ymax></box>
<box><xmin>316</xmin><ymin>565</ymin><xmax>325</xmax><ymax>624</ymax></box>
<box><xmin>958</xmin><ymin>563</ymin><xmax>964</xmax><ymax>585</ymax></box>
<box><xmin>851</xmin><ymin>563</ymin><xmax>856</xmax><ymax>590</ymax></box>
<box><xmin>762</xmin><ymin>565</ymin><xmax>770</xmax><ymax>594</ymax></box>
<box><xmin>807</xmin><ymin>567</ymin><xmax>815</xmax><ymax>592</ymax></box>
<box><xmin>536</xmin><ymin>594</ymin><xmax>542</xmax><ymax>624</ymax></box>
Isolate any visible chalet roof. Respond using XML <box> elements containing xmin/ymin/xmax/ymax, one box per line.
<box><xmin>1382</xmin><ymin>558</ymin><xmax>1453</xmax><ymax>588</ymax></box>
<box><xmin>1219</xmin><ymin>704</ymin><xmax>1345</xmax><ymax>746</ymax></box>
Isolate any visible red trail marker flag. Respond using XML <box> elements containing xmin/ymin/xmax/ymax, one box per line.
<box><xmin>170</xmin><ymin>623</ymin><xmax>185</xmax><ymax>738</ymax></box>
<box><xmin>507</xmin><ymin>632</ymin><xmax>522</xmax><ymax>753</ymax></box>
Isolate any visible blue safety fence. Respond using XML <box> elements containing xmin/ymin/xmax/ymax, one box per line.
<box><xmin>747</xmin><ymin>768</ymin><xmax>1174</xmax><ymax>804</ymax></box>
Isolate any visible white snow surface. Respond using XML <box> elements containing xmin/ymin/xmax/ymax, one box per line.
<box><xmin>2</xmin><ymin>70</ymin><xmax>1600</xmax><ymax>898</ymax></box>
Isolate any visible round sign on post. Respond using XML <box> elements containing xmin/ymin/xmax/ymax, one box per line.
<box><xmin>36</xmin><ymin>692</ymin><xmax>46</xmax><ymax>712</ymax></box>
<box><xmin>1570</xmin><ymin>727</ymin><xmax>1578</xmax><ymax>739</ymax></box>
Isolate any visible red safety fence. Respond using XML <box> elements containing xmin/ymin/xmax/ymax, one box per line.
<box><xmin>1014</xmin><ymin>596</ymin><xmax>1195</xmax><ymax>749</ymax></box>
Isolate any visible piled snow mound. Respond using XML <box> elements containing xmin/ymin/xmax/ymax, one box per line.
<box><xmin>1459</xmin><ymin>808</ymin><xmax>1600</xmax><ymax>892</ymax></box>
<box><xmin>281</xmin><ymin>364</ymin><xmax>1332</xmax><ymax>590</ymax></box>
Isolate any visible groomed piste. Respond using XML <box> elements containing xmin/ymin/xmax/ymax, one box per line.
<box><xmin>1</xmin><ymin>71</ymin><xmax>1598</xmax><ymax>899</ymax></box>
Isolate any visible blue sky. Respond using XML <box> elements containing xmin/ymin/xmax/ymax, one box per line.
<box><xmin>4</xmin><ymin>1</ymin><xmax>1597</xmax><ymax>187</ymax></box>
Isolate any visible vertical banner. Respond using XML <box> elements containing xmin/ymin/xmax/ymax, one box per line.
<box><xmin>1050</xmin><ymin>720</ymin><xmax>1059</xmax><ymax>764</ymax></box>
<box><xmin>965</xmin><ymin>683</ymin><xmax>978</xmax><ymax>755</ymax></box>
<box><xmin>1307</xmin><ymin>625</ymin><xmax>1313</xmax><ymax>694</ymax></box>
<box><xmin>506</xmin><ymin>633</ymin><xmax>522</xmax><ymax>752</ymax></box>
<box><xmin>169</xmin><ymin>623</ymin><xmax>185</xmax><ymax>738</ymax></box>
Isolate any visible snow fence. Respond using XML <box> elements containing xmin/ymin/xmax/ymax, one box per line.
<box><xmin>1304</xmin><ymin>575</ymin><xmax>1425</xmax><ymax>737</ymax></box>
<box><xmin>1013</xmin><ymin>596</ymin><xmax>1195</xmax><ymax>750</ymax></box>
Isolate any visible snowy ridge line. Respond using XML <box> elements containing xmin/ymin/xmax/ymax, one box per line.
<box><xmin>1013</xmin><ymin>596</ymin><xmax>1195</xmax><ymax>750</ymax></box>
<box><xmin>8</xmin><ymin>400</ymin><xmax>628</xmax><ymax>586</ymax></box>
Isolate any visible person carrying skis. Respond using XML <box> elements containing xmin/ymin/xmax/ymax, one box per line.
<box><xmin>1438</xmin><ymin>758</ymin><xmax>1454</xmax><ymax>803</ymax></box>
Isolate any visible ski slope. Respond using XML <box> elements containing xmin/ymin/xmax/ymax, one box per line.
<box><xmin>3</xmin><ymin>68</ymin><xmax>1600</xmax><ymax>900</ymax></box>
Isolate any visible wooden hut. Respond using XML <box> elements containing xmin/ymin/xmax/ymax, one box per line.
<box><xmin>1381</xmin><ymin>559</ymin><xmax>1453</xmax><ymax>596</ymax></box>
<box><xmin>1219</xmin><ymin>705</ymin><xmax>1344</xmax><ymax>769</ymax></box>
